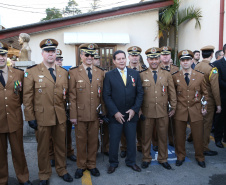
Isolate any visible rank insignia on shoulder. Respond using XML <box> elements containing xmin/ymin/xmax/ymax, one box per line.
<box><xmin>59</xmin><ymin>66</ymin><xmax>67</xmax><ymax>71</ymax></box>
<box><xmin>24</xmin><ymin>72</ymin><xmax>28</xmax><ymax>77</ymax></box>
<box><xmin>70</xmin><ymin>66</ymin><xmax>79</xmax><ymax>70</ymax></box>
<box><xmin>195</xmin><ymin>70</ymin><xmax>204</xmax><ymax>74</ymax></box>
<box><xmin>209</xmin><ymin>63</ymin><xmax>214</xmax><ymax>68</ymax></box>
<box><xmin>27</xmin><ymin>64</ymin><xmax>37</xmax><ymax>69</ymax></box>
<box><xmin>161</xmin><ymin>67</ymin><xmax>170</xmax><ymax>71</ymax></box>
<box><xmin>139</xmin><ymin>68</ymin><xmax>148</xmax><ymax>73</ymax></box>
<box><xmin>13</xmin><ymin>67</ymin><xmax>24</xmax><ymax>71</ymax></box>
<box><xmin>172</xmin><ymin>71</ymin><xmax>179</xmax><ymax>75</ymax></box>
<box><xmin>96</xmin><ymin>66</ymin><xmax>105</xmax><ymax>71</ymax></box>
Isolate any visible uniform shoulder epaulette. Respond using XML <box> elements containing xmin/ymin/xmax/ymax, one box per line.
<box><xmin>141</xmin><ymin>64</ymin><xmax>148</xmax><ymax>69</ymax></box>
<box><xmin>172</xmin><ymin>64</ymin><xmax>178</xmax><ymax>67</ymax></box>
<box><xmin>27</xmin><ymin>64</ymin><xmax>37</xmax><ymax>69</ymax></box>
<box><xmin>95</xmin><ymin>66</ymin><xmax>105</xmax><ymax>71</ymax></box>
<box><xmin>139</xmin><ymin>68</ymin><xmax>148</xmax><ymax>73</ymax></box>
<box><xmin>209</xmin><ymin>63</ymin><xmax>214</xmax><ymax>68</ymax></box>
<box><xmin>195</xmin><ymin>70</ymin><xmax>204</xmax><ymax>74</ymax></box>
<box><xmin>59</xmin><ymin>66</ymin><xmax>67</xmax><ymax>71</ymax></box>
<box><xmin>172</xmin><ymin>71</ymin><xmax>179</xmax><ymax>75</ymax></box>
<box><xmin>13</xmin><ymin>67</ymin><xmax>24</xmax><ymax>71</ymax></box>
<box><xmin>69</xmin><ymin>66</ymin><xmax>79</xmax><ymax>70</ymax></box>
<box><xmin>161</xmin><ymin>67</ymin><xmax>170</xmax><ymax>72</ymax></box>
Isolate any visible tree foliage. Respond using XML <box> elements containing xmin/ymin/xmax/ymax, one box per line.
<box><xmin>89</xmin><ymin>0</ymin><xmax>101</xmax><ymax>12</ymax></box>
<box><xmin>41</xmin><ymin>7</ymin><xmax>63</xmax><ymax>21</ymax></box>
<box><xmin>64</xmin><ymin>0</ymin><xmax>82</xmax><ymax>16</ymax></box>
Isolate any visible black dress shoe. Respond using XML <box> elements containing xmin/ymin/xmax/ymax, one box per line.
<box><xmin>176</xmin><ymin>159</ymin><xmax>185</xmax><ymax>166</ymax></box>
<box><xmin>104</xmin><ymin>152</ymin><xmax>109</xmax><ymax>156</ymax></box>
<box><xmin>88</xmin><ymin>168</ymin><xmax>100</xmax><ymax>177</ymax></box>
<box><xmin>126</xmin><ymin>164</ymin><xmax>141</xmax><ymax>172</ymax></box>
<box><xmin>61</xmin><ymin>173</ymin><xmax>73</xmax><ymax>182</ymax></box>
<box><xmin>137</xmin><ymin>148</ymin><xmax>142</xmax><ymax>153</ymax></box>
<box><xmin>39</xmin><ymin>180</ymin><xmax>48</xmax><ymax>185</ymax></box>
<box><xmin>159</xmin><ymin>162</ymin><xmax>171</xmax><ymax>170</ymax></box>
<box><xmin>141</xmin><ymin>161</ymin><xmax>150</xmax><ymax>169</ymax></box>
<box><xmin>197</xmin><ymin>161</ymin><xmax>206</xmax><ymax>168</ymax></box>
<box><xmin>203</xmin><ymin>150</ymin><xmax>218</xmax><ymax>156</ymax></box>
<box><xmin>186</xmin><ymin>137</ymin><xmax>193</xmax><ymax>142</ymax></box>
<box><xmin>153</xmin><ymin>146</ymin><xmax>158</xmax><ymax>151</ymax></box>
<box><xmin>50</xmin><ymin>159</ymin><xmax>55</xmax><ymax>167</ymax></box>
<box><xmin>120</xmin><ymin>151</ymin><xmax>127</xmax><ymax>158</ymax></box>
<box><xmin>215</xmin><ymin>141</ymin><xmax>224</xmax><ymax>148</ymax></box>
<box><xmin>67</xmin><ymin>155</ymin><xmax>77</xmax><ymax>162</ymax></box>
<box><xmin>20</xmin><ymin>180</ymin><xmax>32</xmax><ymax>185</ymax></box>
<box><xmin>74</xmin><ymin>168</ymin><xmax>85</xmax><ymax>179</ymax></box>
<box><xmin>107</xmin><ymin>166</ymin><xmax>118</xmax><ymax>174</ymax></box>
<box><xmin>169</xmin><ymin>143</ymin><xmax>174</xmax><ymax>147</ymax></box>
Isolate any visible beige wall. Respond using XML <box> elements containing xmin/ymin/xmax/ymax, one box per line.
<box><xmin>29</xmin><ymin>10</ymin><xmax>159</xmax><ymax>67</ymax></box>
<box><xmin>177</xmin><ymin>0</ymin><xmax>221</xmax><ymax>61</ymax></box>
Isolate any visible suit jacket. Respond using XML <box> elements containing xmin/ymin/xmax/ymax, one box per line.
<box><xmin>0</xmin><ymin>67</ymin><xmax>24</xmax><ymax>133</ymax></box>
<box><xmin>172</xmin><ymin>70</ymin><xmax>208</xmax><ymax>122</ymax></box>
<box><xmin>69</xmin><ymin>65</ymin><xmax>105</xmax><ymax>121</ymax></box>
<box><xmin>195</xmin><ymin>59</ymin><xmax>221</xmax><ymax>106</ymax></box>
<box><xmin>103</xmin><ymin>67</ymin><xmax>143</xmax><ymax>123</ymax></box>
<box><xmin>23</xmin><ymin>62</ymin><xmax>68</xmax><ymax>126</ymax></box>
<box><xmin>213</xmin><ymin>57</ymin><xmax>226</xmax><ymax>102</ymax></box>
<box><xmin>140</xmin><ymin>67</ymin><xmax>177</xmax><ymax>118</ymax></box>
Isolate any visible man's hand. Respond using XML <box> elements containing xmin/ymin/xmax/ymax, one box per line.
<box><xmin>28</xmin><ymin>120</ymin><xmax>38</xmax><ymax>130</ymax></box>
<box><xmin>99</xmin><ymin>118</ymin><xmax>104</xmax><ymax>124</ymax></box>
<box><xmin>216</xmin><ymin>106</ymin><xmax>222</xmax><ymax>113</ymax></box>
<box><xmin>126</xmin><ymin>109</ymin><xmax>135</xmax><ymax>122</ymax></box>
<box><xmin>168</xmin><ymin>109</ymin><xmax>175</xmax><ymax>118</ymax></box>
<box><xmin>70</xmin><ymin>119</ymin><xmax>77</xmax><ymax>125</ymax></box>
<box><xmin>114</xmin><ymin>112</ymin><xmax>125</xmax><ymax>124</ymax></box>
<box><xmin>202</xmin><ymin>109</ymin><xmax>207</xmax><ymax>116</ymax></box>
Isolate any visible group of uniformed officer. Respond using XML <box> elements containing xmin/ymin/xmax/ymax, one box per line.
<box><xmin>0</xmin><ymin>37</ymin><xmax>223</xmax><ymax>185</ymax></box>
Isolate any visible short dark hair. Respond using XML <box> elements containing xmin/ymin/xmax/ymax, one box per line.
<box><xmin>113</xmin><ymin>50</ymin><xmax>126</xmax><ymax>60</ymax></box>
<box><xmin>193</xmin><ymin>50</ymin><xmax>200</xmax><ymax>55</ymax></box>
<box><xmin>223</xmin><ymin>44</ymin><xmax>226</xmax><ymax>54</ymax></box>
<box><xmin>202</xmin><ymin>50</ymin><xmax>214</xmax><ymax>59</ymax></box>
<box><xmin>215</xmin><ymin>50</ymin><xmax>223</xmax><ymax>59</ymax></box>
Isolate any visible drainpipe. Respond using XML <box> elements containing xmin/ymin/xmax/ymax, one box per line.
<box><xmin>219</xmin><ymin>0</ymin><xmax>225</xmax><ymax>49</ymax></box>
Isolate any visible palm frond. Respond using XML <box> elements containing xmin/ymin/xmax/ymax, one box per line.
<box><xmin>178</xmin><ymin>6</ymin><xmax>202</xmax><ymax>29</ymax></box>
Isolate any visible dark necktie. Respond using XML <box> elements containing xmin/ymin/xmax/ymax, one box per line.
<box><xmin>133</xmin><ymin>67</ymin><xmax>137</xmax><ymax>70</ymax></box>
<box><xmin>185</xmin><ymin>73</ymin><xmax>190</xmax><ymax>85</ymax></box>
<box><xmin>153</xmin><ymin>71</ymin><xmax>157</xmax><ymax>84</ymax></box>
<box><xmin>0</xmin><ymin>70</ymin><xmax>5</xmax><ymax>87</ymax></box>
<box><xmin>87</xmin><ymin>67</ymin><xmax>92</xmax><ymax>83</ymax></box>
<box><xmin>165</xmin><ymin>66</ymin><xmax>169</xmax><ymax>70</ymax></box>
<box><xmin>48</xmin><ymin>68</ymin><xmax>56</xmax><ymax>82</ymax></box>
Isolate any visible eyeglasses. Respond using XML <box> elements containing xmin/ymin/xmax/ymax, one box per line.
<box><xmin>85</xmin><ymin>53</ymin><xmax>95</xmax><ymax>57</ymax></box>
<box><xmin>56</xmin><ymin>58</ymin><xmax>63</xmax><ymax>61</ymax></box>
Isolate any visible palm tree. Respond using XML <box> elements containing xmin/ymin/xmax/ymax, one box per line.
<box><xmin>158</xmin><ymin>0</ymin><xmax>202</xmax><ymax>63</ymax></box>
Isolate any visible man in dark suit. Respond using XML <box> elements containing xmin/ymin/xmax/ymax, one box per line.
<box><xmin>103</xmin><ymin>50</ymin><xmax>143</xmax><ymax>174</ymax></box>
<box><xmin>213</xmin><ymin>44</ymin><xmax>226</xmax><ymax>148</ymax></box>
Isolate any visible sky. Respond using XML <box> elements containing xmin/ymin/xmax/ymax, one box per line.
<box><xmin>0</xmin><ymin>0</ymin><xmax>141</xmax><ymax>28</ymax></box>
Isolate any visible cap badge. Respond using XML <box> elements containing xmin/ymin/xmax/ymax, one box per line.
<box><xmin>0</xmin><ymin>42</ymin><xmax>3</xmax><ymax>48</ymax></box>
<box><xmin>56</xmin><ymin>49</ymin><xmax>60</xmax><ymax>55</ymax></box>
<box><xmin>163</xmin><ymin>47</ymin><xmax>168</xmax><ymax>51</ymax></box>
<box><xmin>88</xmin><ymin>44</ymin><xmax>94</xmax><ymax>49</ymax></box>
<box><xmin>151</xmin><ymin>48</ymin><xmax>157</xmax><ymax>53</ymax></box>
<box><xmin>45</xmin><ymin>39</ymin><xmax>53</xmax><ymax>46</ymax></box>
<box><xmin>182</xmin><ymin>50</ymin><xmax>188</xmax><ymax>55</ymax></box>
<box><xmin>132</xmin><ymin>47</ymin><xmax>137</xmax><ymax>51</ymax></box>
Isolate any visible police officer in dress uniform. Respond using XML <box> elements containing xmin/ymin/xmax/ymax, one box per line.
<box><xmin>120</xmin><ymin>46</ymin><xmax>147</xmax><ymax>158</ymax></box>
<box><xmin>172</xmin><ymin>50</ymin><xmax>208</xmax><ymax>168</ymax></box>
<box><xmin>194</xmin><ymin>45</ymin><xmax>221</xmax><ymax>156</ymax></box>
<box><xmin>93</xmin><ymin>54</ymin><xmax>110</xmax><ymax>156</ymax></box>
<box><xmin>23</xmin><ymin>39</ymin><xmax>73</xmax><ymax>185</ymax></box>
<box><xmin>139</xmin><ymin>47</ymin><xmax>177</xmax><ymax>170</ymax></box>
<box><xmin>49</xmin><ymin>49</ymin><xmax>77</xmax><ymax>167</ymax></box>
<box><xmin>0</xmin><ymin>42</ymin><xmax>32</xmax><ymax>185</ymax></box>
<box><xmin>69</xmin><ymin>43</ymin><xmax>105</xmax><ymax>178</ymax></box>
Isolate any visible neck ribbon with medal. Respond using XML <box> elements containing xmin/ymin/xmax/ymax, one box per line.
<box><xmin>14</xmin><ymin>80</ymin><xmax>22</xmax><ymax>95</ymax></box>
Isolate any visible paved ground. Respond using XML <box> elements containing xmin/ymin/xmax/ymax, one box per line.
<box><xmin>7</xmin><ymin>128</ymin><xmax>226</xmax><ymax>185</ymax></box>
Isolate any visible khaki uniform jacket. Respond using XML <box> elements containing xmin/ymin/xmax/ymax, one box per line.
<box><xmin>0</xmin><ymin>67</ymin><xmax>24</xmax><ymax>133</ymax></box>
<box><xmin>69</xmin><ymin>65</ymin><xmax>105</xmax><ymax>121</ymax></box>
<box><xmin>195</xmin><ymin>60</ymin><xmax>221</xmax><ymax>106</ymax></box>
<box><xmin>172</xmin><ymin>70</ymin><xmax>208</xmax><ymax>122</ymax></box>
<box><xmin>140</xmin><ymin>68</ymin><xmax>177</xmax><ymax>118</ymax></box>
<box><xmin>160</xmin><ymin>63</ymin><xmax>179</xmax><ymax>74</ymax></box>
<box><xmin>23</xmin><ymin>62</ymin><xmax>68</xmax><ymax>126</ymax></box>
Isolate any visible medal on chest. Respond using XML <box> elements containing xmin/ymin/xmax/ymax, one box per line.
<box><xmin>98</xmin><ymin>86</ymin><xmax>101</xmax><ymax>98</ymax></box>
<box><xmin>131</xmin><ymin>76</ymin><xmax>135</xmax><ymax>86</ymax></box>
<box><xmin>14</xmin><ymin>81</ymin><xmax>22</xmax><ymax>95</ymax></box>
<box><xmin>162</xmin><ymin>85</ymin><xmax>166</xmax><ymax>96</ymax></box>
<box><xmin>63</xmin><ymin>88</ymin><xmax>66</xmax><ymax>100</ymax></box>
<box><xmin>194</xmin><ymin>90</ymin><xmax>199</xmax><ymax>101</ymax></box>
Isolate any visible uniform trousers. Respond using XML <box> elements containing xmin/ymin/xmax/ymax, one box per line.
<box><xmin>120</xmin><ymin>119</ymin><xmax>142</xmax><ymax>151</ymax></box>
<box><xmin>0</xmin><ymin>128</ymin><xmax>29</xmax><ymax>184</ymax></box>
<box><xmin>49</xmin><ymin>120</ymin><xmax>74</xmax><ymax>160</ymax></box>
<box><xmin>142</xmin><ymin>116</ymin><xmax>169</xmax><ymax>163</ymax></box>
<box><xmin>109</xmin><ymin>121</ymin><xmax>137</xmax><ymax>167</ymax></box>
<box><xmin>37</xmin><ymin>123</ymin><xmax>67</xmax><ymax>180</ymax></box>
<box><xmin>75</xmin><ymin>120</ymin><xmax>99</xmax><ymax>169</ymax></box>
<box><xmin>174</xmin><ymin>119</ymin><xmax>204</xmax><ymax>162</ymax></box>
<box><xmin>102</xmin><ymin>122</ymin><xmax>109</xmax><ymax>153</ymax></box>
